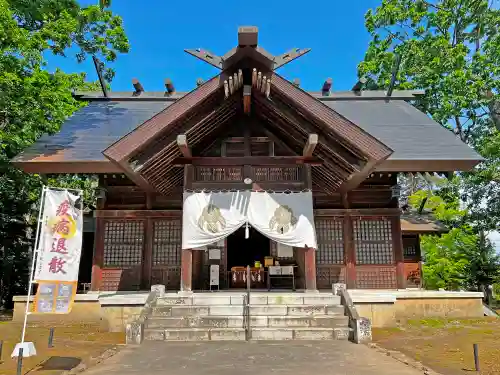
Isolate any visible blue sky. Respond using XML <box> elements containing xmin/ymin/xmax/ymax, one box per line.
<box><xmin>45</xmin><ymin>0</ymin><xmax>382</xmax><ymax>92</ymax></box>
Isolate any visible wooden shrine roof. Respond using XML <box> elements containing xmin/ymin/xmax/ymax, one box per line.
<box><xmin>13</xmin><ymin>92</ymin><xmax>481</xmax><ymax>174</ymax></box>
<box><xmin>400</xmin><ymin>213</ymin><xmax>448</xmax><ymax>234</ymax></box>
<box><xmin>12</xmin><ymin>25</ymin><xmax>482</xmax><ymax>185</ymax></box>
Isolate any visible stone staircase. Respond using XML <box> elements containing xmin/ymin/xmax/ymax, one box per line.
<box><xmin>143</xmin><ymin>292</ymin><xmax>351</xmax><ymax>341</ymax></box>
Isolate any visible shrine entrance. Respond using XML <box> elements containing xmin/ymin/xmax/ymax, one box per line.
<box><xmin>226</xmin><ymin>227</ymin><xmax>270</xmax><ymax>288</ymax></box>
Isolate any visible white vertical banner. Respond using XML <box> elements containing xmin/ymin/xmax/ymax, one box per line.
<box><xmin>34</xmin><ymin>189</ymin><xmax>83</xmax><ymax>282</ymax></box>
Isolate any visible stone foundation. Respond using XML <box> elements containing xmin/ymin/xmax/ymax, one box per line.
<box><xmin>13</xmin><ymin>292</ymin><xmax>148</xmax><ymax>332</ymax></box>
<box><xmin>13</xmin><ymin>290</ymin><xmax>486</xmax><ymax>332</ymax></box>
<box><xmin>348</xmin><ymin>290</ymin><xmax>484</xmax><ymax>327</ymax></box>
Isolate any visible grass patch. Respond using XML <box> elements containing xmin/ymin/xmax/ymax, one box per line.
<box><xmin>0</xmin><ymin>322</ymin><xmax>125</xmax><ymax>375</ymax></box>
<box><xmin>373</xmin><ymin>317</ymin><xmax>500</xmax><ymax>375</ymax></box>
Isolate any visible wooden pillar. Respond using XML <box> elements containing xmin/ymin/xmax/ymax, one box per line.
<box><xmin>344</xmin><ymin>215</ymin><xmax>356</xmax><ymax>289</ymax></box>
<box><xmin>416</xmin><ymin>234</ymin><xmax>423</xmax><ymax>289</ymax></box>
<box><xmin>181</xmin><ymin>249</ymin><xmax>193</xmax><ymax>292</ymax></box>
<box><xmin>141</xmin><ymin>218</ymin><xmax>153</xmax><ymax>290</ymax></box>
<box><xmin>304</xmin><ymin>247</ymin><xmax>317</xmax><ymax>290</ymax></box>
<box><xmin>192</xmin><ymin>249</ymin><xmax>203</xmax><ymax>290</ymax></box>
<box><xmin>91</xmin><ymin>217</ymin><xmax>105</xmax><ymax>291</ymax></box>
<box><xmin>392</xmin><ymin>216</ymin><xmax>406</xmax><ymax>289</ymax></box>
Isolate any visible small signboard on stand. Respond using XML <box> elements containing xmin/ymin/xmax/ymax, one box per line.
<box><xmin>210</xmin><ymin>264</ymin><xmax>220</xmax><ymax>291</ymax></box>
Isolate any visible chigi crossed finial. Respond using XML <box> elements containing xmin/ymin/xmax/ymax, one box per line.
<box><xmin>184</xmin><ymin>26</ymin><xmax>311</xmax><ymax>71</ymax></box>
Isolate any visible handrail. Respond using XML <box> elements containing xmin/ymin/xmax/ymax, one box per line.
<box><xmin>245</xmin><ymin>265</ymin><xmax>251</xmax><ymax>341</ymax></box>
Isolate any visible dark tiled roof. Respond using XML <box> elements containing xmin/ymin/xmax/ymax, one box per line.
<box><xmin>325</xmin><ymin>100</ymin><xmax>480</xmax><ymax>161</ymax></box>
<box><xmin>400</xmin><ymin>212</ymin><xmax>448</xmax><ymax>234</ymax></box>
<box><xmin>12</xmin><ymin>96</ymin><xmax>482</xmax><ymax>167</ymax></box>
<box><xmin>13</xmin><ymin>101</ymin><xmax>172</xmax><ymax>163</ymax></box>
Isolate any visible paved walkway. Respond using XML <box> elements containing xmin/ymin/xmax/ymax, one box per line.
<box><xmin>84</xmin><ymin>341</ymin><xmax>424</xmax><ymax>375</ymax></box>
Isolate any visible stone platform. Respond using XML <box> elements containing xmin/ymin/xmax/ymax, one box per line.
<box><xmin>12</xmin><ymin>289</ymin><xmax>485</xmax><ymax>333</ymax></box>
<box><xmin>144</xmin><ymin>292</ymin><xmax>351</xmax><ymax>341</ymax></box>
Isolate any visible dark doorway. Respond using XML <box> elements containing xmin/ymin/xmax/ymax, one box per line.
<box><xmin>77</xmin><ymin>232</ymin><xmax>94</xmax><ymax>292</ymax></box>
<box><xmin>227</xmin><ymin>227</ymin><xmax>270</xmax><ymax>270</ymax></box>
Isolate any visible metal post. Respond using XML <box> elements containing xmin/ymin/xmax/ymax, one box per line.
<box><xmin>21</xmin><ymin>186</ymin><xmax>46</xmax><ymax>344</ymax></box>
<box><xmin>473</xmin><ymin>343</ymin><xmax>479</xmax><ymax>371</ymax></box>
<box><xmin>16</xmin><ymin>348</ymin><xmax>23</xmax><ymax>375</ymax></box>
<box><xmin>0</xmin><ymin>340</ymin><xmax>3</xmax><ymax>362</ymax></box>
<box><xmin>245</xmin><ymin>265</ymin><xmax>251</xmax><ymax>341</ymax></box>
<box><xmin>48</xmin><ymin>328</ymin><xmax>55</xmax><ymax>348</ymax></box>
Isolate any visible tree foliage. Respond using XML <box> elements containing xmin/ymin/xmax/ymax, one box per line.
<box><xmin>359</xmin><ymin>0</ymin><xmax>500</xmax><ymax>290</ymax></box>
<box><xmin>359</xmin><ymin>0</ymin><xmax>500</xmax><ymax>141</ymax></box>
<box><xmin>410</xmin><ymin>191</ymin><xmax>500</xmax><ymax>290</ymax></box>
<box><xmin>360</xmin><ymin>0</ymin><xmax>500</xmax><ymax>231</ymax></box>
<box><xmin>0</xmin><ymin>0</ymin><xmax>128</xmax><ymax>308</ymax></box>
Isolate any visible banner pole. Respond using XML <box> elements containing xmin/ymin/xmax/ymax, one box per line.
<box><xmin>20</xmin><ymin>186</ymin><xmax>46</xmax><ymax>344</ymax></box>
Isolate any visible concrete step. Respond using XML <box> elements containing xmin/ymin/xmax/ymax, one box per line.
<box><xmin>146</xmin><ymin>316</ymin><xmax>245</xmax><ymax>329</ymax></box>
<box><xmin>155</xmin><ymin>293</ymin><xmax>341</xmax><ymax>307</ymax></box>
<box><xmin>151</xmin><ymin>304</ymin><xmax>344</xmax><ymax>318</ymax></box>
<box><xmin>249</xmin><ymin>294</ymin><xmax>341</xmax><ymax>306</ymax></box>
<box><xmin>156</xmin><ymin>295</ymin><xmax>243</xmax><ymax>306</ymax></box>
<box><xmin>254</xmin><ymin>315</ymin><xmax>349</xmax><ymax>328</ymax></box>
<box><xmin>151</xmin><ymin>305</ymin><xmax>244</xmax><ymax>317</ymax></box>
<box><xmin>144</xmin><ymin>328</ymin><xmax>246</xmax><ymax>341</ymax></box>
<box><xmin>144</xmin><ymin>327</ymin><xmax>350</xmax><ymax>341</ymax></box>
<box><xmin>249</xmin><ymin>304</ymin><xmax>344</xmax><ymax>316</ymax></box>
<box><xmin>250</xmin><ymin>327</ymin><xmax>351</xmax><ymax>341</ymax></box>
<box><xmin>146</xmin><ymin>315</ymin><xmax>348</xmax><ymax>329</ymax></box>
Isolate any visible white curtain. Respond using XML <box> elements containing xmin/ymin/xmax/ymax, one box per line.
<box><xmin>247</xmin><ymin>191</ymin><xmax>317</xmax><ymax>249</ymax></box>
<box><xmin>182</xmin><ymin>191</ymin><xmax>249</xmax><ymax>249</ymax></box>
<box><xmin>182</xmin><ymin>191</ymin><xmax>317</xmax><ymax>249</ymax></box>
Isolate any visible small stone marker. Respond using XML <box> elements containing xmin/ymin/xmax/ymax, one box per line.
<box><xmin>151</xmin><ymin>284</ymin><xmax>165</xmax><ymax>298</ymax></box>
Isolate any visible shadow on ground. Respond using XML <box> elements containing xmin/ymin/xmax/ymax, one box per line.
<box><xmin>38</xmin><ymin>356</ymin><xmax>82</xmax><ymax>371</ymax></box>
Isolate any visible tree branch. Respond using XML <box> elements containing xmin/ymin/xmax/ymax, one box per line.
<box><xmin>421</xmin><ymin>0</ymin><xmax>443</xmax><ymax>10</ymax></box>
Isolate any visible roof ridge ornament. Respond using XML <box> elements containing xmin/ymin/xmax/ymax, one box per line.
<box><xmin>185</xmin><ymin>26</ymin><xmax>311</xmax><ymax>71</ymax></box>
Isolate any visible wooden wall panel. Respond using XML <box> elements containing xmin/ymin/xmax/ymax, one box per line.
<box><xmin>353</xmin><ymin>218</ymin><xmax>394</xmax><ymax>265</ymax></box>
<box><xmin>355</xmin><ymin>266</ymin><xmax>397</xmax><ymax>289</ymax></box>
<box><xmin>314</xmin><ymin>216</ymin><xmax>346</xmax><ymax>289</ymax></box>
<box><xmin>101</xmin><ymin>220</ymin><xmax>144</xmax><ymax>291</ymax></box>
<box><xmin>151</xmin><ymin>218</ymin><xmax>182</xmax><ymax>290</ymax></box>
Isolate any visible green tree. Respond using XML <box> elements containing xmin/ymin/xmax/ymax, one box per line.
<box><xmin>358</xmin><ymin>0</ymin><xmax>500</xmax><ymax>280</ymax></box>
<box><xmin>7</xmin><ymin>0</ymin><xmax>128</xmax><ymax>80</ymax></box>
<box><xmin>420</xmin><ymin>228</ymin><xmax>472</xmax><ymax>290</ymax></box>
<box><xmin>0</xmin><ymin>0</ymin><xmax>128</xmax><ymax>308</ymax></box>
<box><xmin>359</xmin><ymin>0</ymin><xmax>500</xmax><ymax>142</ymax></box>
<box><xmin>410</xmin><ymin>191</ymin><xmax>500</xmax><ymax>290</ymax></box>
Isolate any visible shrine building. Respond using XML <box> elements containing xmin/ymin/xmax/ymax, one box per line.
<box><xmin>13</xmin><ymin>27</ymin><xmax>481</xmax><ymax>294</ymax></box>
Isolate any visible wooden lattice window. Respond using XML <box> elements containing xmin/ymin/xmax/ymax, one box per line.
<box><xmin>403</xmin><ymin>237</ymin><xmax>418</xmax><ymax>257</ymax></box>
<box><xmin>316</xmin><ymin>265</ymin><xmax>346</xmax><ymax>288</ymax></box>
<box><xmin>315</xmin><ymin>218</ymin><xmax>344</xmax><ymax>264</ymax></box>
<box><xmin>103</xmin><ymin>220</ymin><xmax>144</xmax><ymax>267</ymax></box>
<box><xmin>354</xmin><ymin>218</ymin><xmax>394</xmax><ymax>265</ymax></box>
<box><xmin>153</xmin><ymin>219</ymin><xmax>181</xmax><ymax>266</ymax></box>
<box><xmin>195</xmin><ymin>167</ymin><xmax>243</xmax><ymax>182</ymax></box>
<box><xmin>251</xmin><ymin>167</ymin><xmax>301</xmax><ymax>182</ymax></box>
<box><xmin>356</xmin><ymin>266</ymin><xmax>397</xmax><ymax>288</ymax></box>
